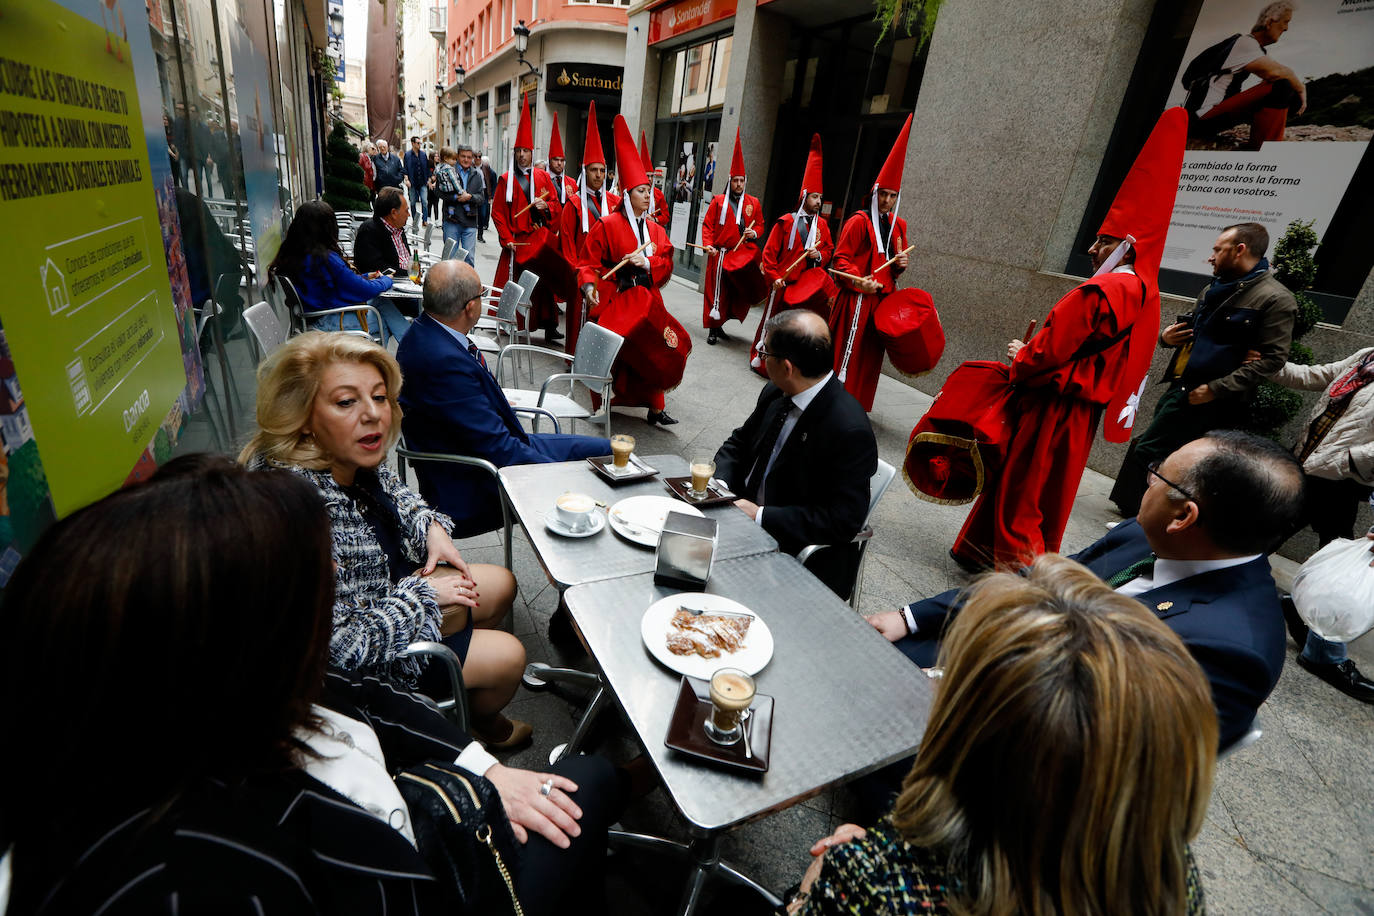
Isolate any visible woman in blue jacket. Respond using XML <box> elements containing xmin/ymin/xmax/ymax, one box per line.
<box><xmin>270</xmin><ymin>200</ymin><xmax>393</xmax><ymax>334</ymax></box>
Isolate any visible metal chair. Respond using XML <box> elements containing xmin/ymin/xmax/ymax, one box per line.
<box><xmin>275</xmin><ymin>274</ymin><xmax>385</xmax><ymax>344</ymax></box>
<box><xmin>494</xmin><ymin>322</ymin><xmax>623</xmax><ymax>438</ymax></box>
<box><xmin>440</xmin><ymin>237</ymin><xmax>457</xmax><ymax>260</ymax></box>
<box><xmin>470</xmin><ymin>281</ymin><xmax>524</xmax><ymax>373</ymax></box>
<box><xmin>399</xmin><ymin>641</ymin><xmax>470</xmax><ymax>731</ymax></box>
<box><xmin>797</xmin><ymin>458</ymin><xmax>898</xmax><ymax>610</ymax></box>
<box><xmin>242</xmin><ymin>300</ymin><xmax>287</xmax><ymax>360</ymax></box>
<box><xmin>1218</xmin><ymin>712</ymin><xmax>1263</xmax><ymax>762</ymax></box>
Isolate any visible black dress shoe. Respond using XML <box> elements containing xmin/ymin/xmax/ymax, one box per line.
<box><xmin>1296</xmin><ymin>655</ymin><xmax>1374</xmax><ymax>703</ymax></box>
<box><xmin>646</xmin><ymin>409</ymin><xmax>678</xmax><ymax>426</ymax></box>
<box><xmin>544</xmin><ymin>325</ymin><xmax>564</xmax><ymax>342</ymax></box>
<box><xmin>949</xmin><ymin>548</ymin><xmax>991</xmax><ymax>575</ymax></box>
<box><xmin>707</xmin><ymin>328</ymin><xmax>720</xmax><ymax>345</ymax></box>
<box><xmin>714</xmin><ymin>325</ymin><xmax>731</xmax><ymax>341</ymax></box>
<box><xmin>1280</xmin><ymin>593</ymin><xmax>1309</xmax><ymax>648</ymax></box>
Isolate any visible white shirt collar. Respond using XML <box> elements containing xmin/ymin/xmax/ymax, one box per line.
<box><xmin>789</xmin><ymin>371</ymin><xmax>833</xmax><ymax>414</ymax></box>
<box><xmin>1117</xmin><ymin>553</ymin><xmax>1260</xmax><ymax>597</ymax></box>
<box><xmin>432</xmin><ymin>315</ymin><xmax>471</xmax><ymax>351</ymax></box>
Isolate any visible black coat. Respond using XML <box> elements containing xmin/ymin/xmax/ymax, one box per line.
<box><xmin>353</xmin><ymin>216</ymin><xmax>404</xmax><ymax>275</ymax></box>
<box><xmin>714</xmin><ymin>376</ymin><xmax>877</xmax><ymax>591</ymax></box>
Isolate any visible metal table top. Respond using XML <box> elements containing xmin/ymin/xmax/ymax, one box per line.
<box><xmin>562</xmin><ymin>552</ymin><xmax>932</xmax><ymax>833</ymax></box>
<box><xmin>500</xmin><ymin>454</ymin><xmax>778</xmax><ymax>589</ymax></box>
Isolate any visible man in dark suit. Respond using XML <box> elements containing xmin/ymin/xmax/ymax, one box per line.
<box><xmin>371</xmin><ymin>138</ymin><xmax>405</xmax><ymax>189</ymax></box>
<box><xmin>714</xmin><ymin>309</ymin><xmax>878</xmax><ymax>595</ymax></box>
<box><xmin>397</xmin><ymin>260</ymin><xmax>609</xmax><ymax>537</ymax></box>
<box><xmin>870</xmin><ymin>430</ymin><xmax>1305</xmax><ymax>749</ymax></box>
<box><xmin>346</xmin><ymin>186</ymin><xmax>414</xmax><ymax>342</ymax></box>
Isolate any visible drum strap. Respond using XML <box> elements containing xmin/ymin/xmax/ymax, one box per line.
<box><xmin>838</xmin><ymin>293</ymin><xmax>865</xmax><ymax>383</ymax></box>
<box><xmin>752</xmin><ymin>287</ymin><xmax>778</xmax><ymax>369</ymax></box>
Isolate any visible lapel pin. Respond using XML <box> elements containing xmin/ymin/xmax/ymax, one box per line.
<box><xmin>1156</xmin><ymin>601</ymin><xmax>1174</xmax><ymax>612</ymax></box>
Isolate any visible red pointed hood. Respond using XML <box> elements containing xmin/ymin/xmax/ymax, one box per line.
<box><xmin>514</xmin><ymin>93</ymin><xmax>533</xmax><ymax>150</ymax></box>
<box><xmin>639</xmin><ymin>132</ymin><xmax>654</xmax><ymax>172</ymax></box>
<box><xmin>1098</xmin><ymin>107</ymin><xmax>1188</xmax><ymax>444</ymax></box>
<box><xmin>612</xmin><ymin>114</ymin><xmax>648</xmax><ymax>191</ymax></box>
<box><xmin>799</xmin><ymin>133</ymin><xmax>823</xmax><ymax>199</ymax></box>
<box><xmin>582</xmin><ymin>100</ymin><xmax>605</xmax><ymax>166</ymax></box>
<box><xmin>873</xmin><ymin>114</ymin><xmax>912</xmax><ymax>192</ymax></box>
<box><xmin>549</xmin><ymin>111</ymin><xmax>564</xmax><ymax>159</ymax></box>
<box><xmin>729</xmin><ymin>130</ymin><xmax>745</xmax><ymax>178</ymax></box>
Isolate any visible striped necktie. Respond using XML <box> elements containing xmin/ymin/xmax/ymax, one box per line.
<box><xmin>1105</xmin><ymin>555</ymin><xmax>1157</xmax><ymax>589</ymax></box>
<box><xmin>467</xmin><ymin>340</ymin><xmax>487</xmax><ymax>371</ymax></box>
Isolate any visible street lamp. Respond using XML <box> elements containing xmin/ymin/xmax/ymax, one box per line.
<box><xmin>513</xmin><ymin>20</ymin><xmax>537</xmax><ymax>80</ymax></box>
<box><xmin>453</xmin><ymin>64</ymin><xmax>474</xmax><ymax>101</ymax></box>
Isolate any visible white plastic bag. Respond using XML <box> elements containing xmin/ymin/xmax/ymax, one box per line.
<box><xmin>1291</xmin><ymin>537</ymin><xmax>1374</xmax><ymax>643</ymax></box>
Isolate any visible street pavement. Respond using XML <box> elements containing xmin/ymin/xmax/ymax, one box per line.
<box><xmin>195</xmin><ymin>225</ymin><xmax>1374</xmax><ymax>914</ymax></box>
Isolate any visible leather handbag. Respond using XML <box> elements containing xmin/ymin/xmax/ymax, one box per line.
<box><xmin>396</xmin><ymin>762</ymin><xmax>525</xmax><ymax>916</ymax></box>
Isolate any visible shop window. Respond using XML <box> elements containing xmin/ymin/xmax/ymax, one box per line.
<box><xmin>659</xmin><ymin>48</ymin><xmax>683</xmax><ymax>116</ymax></box>
<box><xmin>660</xmin><ymin>33</ymin><xmax>730</xmax><ymax>117</ymax></box>
<box><xmin>707</xmin><ymin>35</ymin><xmax>731</xmax><ymax>108</ymax></box>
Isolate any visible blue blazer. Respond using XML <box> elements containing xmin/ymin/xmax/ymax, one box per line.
<box><xmin>901</xmin><ymin>520</ymin><xmax>1285</xmax><ymax>749</ymax></box>
<box><xmin>396</xmin><ymin>313</ymin><xmax>595</xmax><ymax>536</ymax></box>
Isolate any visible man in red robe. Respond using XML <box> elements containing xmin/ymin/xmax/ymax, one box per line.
<box><xmin>751</xmin><ymin>133</ymin><xmax>835</xmax><ymax>375</ymax></box>
<box><xmin>558</xmin><ymin>102</ymin><xmax>618</xmax><ymax>355</ymax></box>
<box><xmin>578</xmin><ymin>115</ymin><xmax>690</xmax><ymax>427</ymax></box>
<box><xmin>545</xmin><ymin>111</ymin><xmax>578</xmax><ymax>242</ymax></box>
<box><xmin>492</xmin><ymin>94</ymin><xmax>563</xmax><ymax>342</ymax></box>
<box><xmin>950</xmin><ymin>108</ymin><xmax>1187</xmax><ymax>569</ymax></box>
<box><xmin>700</xmin><ymin>131</ymin><xmax>765</xmax><ymax>345</ymax></box>
<box><xmin>640</xmin><ymin>132</ymin><xmax>670</xmax><ymax>230</ymax></box>
<box><xmin>829</xmin><ymin>115</ymin><xmax>912</xmax><ymax>411</ymax></box>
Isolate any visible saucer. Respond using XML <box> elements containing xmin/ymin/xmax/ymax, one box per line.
<box><xmin>544</xmin><ymin>512</ymin><xmax>606</xmax><ymax>538</ymax></box>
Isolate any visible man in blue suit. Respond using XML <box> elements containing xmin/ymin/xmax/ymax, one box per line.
<box><xmin>870</xmin><ymin>430</ymin><xmax>1305</xmax><ymax>750</ymax></box>
<box><xmin>397</xmin><ymin>260</ymin><xmax>609</xmax><ymax>537</ymax></box>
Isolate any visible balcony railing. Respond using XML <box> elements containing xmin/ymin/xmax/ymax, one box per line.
<box><xmin>428</xmin><ymin>6</ymin><xmax>446</xmax><ymax>39</ymax></box>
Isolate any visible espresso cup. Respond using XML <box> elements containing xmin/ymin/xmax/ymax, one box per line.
<box><xmin>554</xmin><ymin>491</ymin><xmax>596</xmax><ymax>531</ymax></box>
<box><xmin>705</xmin><ymin>667</ymin><xmax>755</xmax><ymax>745</ymax></box>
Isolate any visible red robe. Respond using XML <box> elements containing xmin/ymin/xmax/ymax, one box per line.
<box><xmin>700</xmin><ymin>192</ymin><xmax>764</xmax><ymax>329</ymax></box>
<box><xmin>951</xmin><ymin>269</ymin><xmax>1145</xmax><ymax>569</ymax></box>
<box><xmin>829</xmin><ymin>211</ymin><xmax>908</xmax><ymax>412</ymax></box>
<box><xmin>492</xmin><ymin>167</ymin><xmax>564</xmax><ymax>331</ymax></box>
<box><xmin>557</xmin><ymin>187</ymin><xmax>619</xmax><ymax>355</ymax></box>
<box><xmin>649</xmin><ymin>186</ymin><xmax>671</xmax><ymax>229</ymax></box>
<box><xmin>577</xmin><ymin>209</ymin><xmax>689</xmax><ymax>410</ymax></box>
<box><xmin>749</xmin><ymin>212</ymin><xmax>836</xmax><ymax>375</ymax></box>
<box><xmin>545</xmin><ymin>172</ymin><xmax>579</xmax><ymax>240</ymax></box>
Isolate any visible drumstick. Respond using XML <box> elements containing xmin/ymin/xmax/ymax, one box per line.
<box><xmin>513</xmin><ymin>189</ymin><xmax>549</xmax><ymax>219</ymax></box>
<box><xmin>869</xmin><ymin>244</ymin><xmax>916</xmax><ymax>277</ymax></box>
<box><xmin>828</xmin><ymin>268</ymin><xmax>868</xmax><ymax>284</ymax></box>
<box><xmin>686</xmin><ymin>242</ymin><xmax>712</xmax><ymax>252</ymax></box>
<box><xmin>783</xmin><ymin>250</ymin><xmax>812</xmax><ymax>275</ymax></box>
<box><xmin>1023</xmin><ymin>318</ymin><xmax>1037</xmax><ymax>341</ymax></box>
<box><xmin>730</xmin><ymin>221</ymin><xmax>758</xmax><ymax>253</ymax></box>
<box><xmin>601</xmin><ymin>239</ymin><xmax>654</xmax><ymax>280</ymax></box>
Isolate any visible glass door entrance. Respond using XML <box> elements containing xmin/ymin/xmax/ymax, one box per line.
<box><xmin>655</xmin><ymin>115</ymin><xmax>720</xmax><ymax>282</ymax></box>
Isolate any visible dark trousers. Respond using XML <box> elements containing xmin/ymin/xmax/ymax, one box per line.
<box><xmin>515</xmin><ymin>753</ymin><xmax>621</xmax><ymax>916</ymax></box>
<box><xmin>1109</xmin><ymin>384</ymin><xmax>1232</xmax><ymax>516</ymax></box>
<box><xmin>1302</xmin><ymin>474</ymin><xmax>1372</xmax><ymax>547</ymax></box>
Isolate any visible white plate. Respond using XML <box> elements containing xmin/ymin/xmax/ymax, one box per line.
<box><xmin>640</xmin><ymin>594</ymin><xmax>774</xmax><ymax>679</ymax></box>
<box><xmin>607</xmin><ymin>495</ymin><xmax>704</xmax><ymax>548</ymax></box>
<box><xmin>544</xmin><ymin>511</ymin><xmax>606</xmax><ymax>538</ymax></box>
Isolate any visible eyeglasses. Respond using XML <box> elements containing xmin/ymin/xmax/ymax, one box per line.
<box><xmin>1146</xmin><ymin>461</ymin><xmax>1198</xmax><ymax>503</ymax></box>
<box><xmin>755</xmin><ymin>342</ymin><xmax>776</xmax><ymax>360</ymax></box>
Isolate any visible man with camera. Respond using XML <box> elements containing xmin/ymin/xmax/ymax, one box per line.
<box><xmin>1110</xmin><ymin>222</ymin><xmax>1297</xmax><ymax>516</ymax></box>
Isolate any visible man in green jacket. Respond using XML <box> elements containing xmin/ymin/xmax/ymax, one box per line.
<box><xmin>1110</xmin><ymin>222</ymin><xmax>1296</xmax><ymax>516</ymax></box>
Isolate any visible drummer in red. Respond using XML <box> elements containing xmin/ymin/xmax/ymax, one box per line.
<box><xmin>830</xmin><ymin>115</ymin><xmax>912</xmax><ymax>412</ymax></box>
<box><xmin>577</xmin><ymin>115</ymin><xmax>692</xmax><ymax>427</ymax></box>
<box><xmin>639</xmin><ymin>132</ymin><xmax>671</xmax><ymax>231</ymax></box>
<box><xmin>558</xmin><ymin>102</ymin><xmax>618</xmax><ymax>355</ymax></box>
<box><xmin>750</xmin><ymin>133</ymin><xmax>835</xmax><ymax>375</ymax></box>
<box><xmin>492</xmin><ymin>94</ymin><xmax>564</xmax><ymax>342</ymax></box>
<box><xmin>546</xmin><ymin>112</ymin><xmax>579</xmax><ymax>226</ymax></box>
<box><xmin>950</xmin><ymin>108</ymin><xmax>1187</xmax><ymax>569</ymax></box>
<box><xmin>701</xmin><ymin>131</ymin><xmax>765</xmax><ymax>345</ymax></box>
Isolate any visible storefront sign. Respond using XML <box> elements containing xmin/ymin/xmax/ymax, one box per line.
<box><xmin>544</xmin><ymin>62</ymin><xmax>625</xmax><ymax>102</ymax></box>
<box><xmin>648</xmin><ymin>0</ymin><xmax>737</xmax><ymax>45</ymax></box>
<box><xmin>1160</xmin><ymin>0</ymin><xmax>1373</xmax><ymax>275</ymax></box>
<box><xmin>519</xmin><ymin>75</ymin><xmax>538</xmax><ymax>98</ymax></box>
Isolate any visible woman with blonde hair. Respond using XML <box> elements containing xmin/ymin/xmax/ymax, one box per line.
<box><xmin>793</xmin><ymin>554</ymin><xmax>1216</xmax><ymax>915</ymax></box>
<box><xmin>240</xmin><ymin>331</ymin><xmax>531</xmax><ymax>749</ymax></box>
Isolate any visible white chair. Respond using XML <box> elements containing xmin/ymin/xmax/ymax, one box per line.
<box><xmin>798</xmin><ymin>458</ymin><xmax>899</xmax><ymax>610</ymax></box>
<box><xmin>242</xmin><ymin>300</ymin><xmax>287</xmax><ymax>360</ymax></box>
<box><xmin>275</xmin><ymin>275</ymin><xmax>385</xmax><ymax>345</ymax></box>
<box><xmin>494</xmin><ymin>322</ymin><xmax>623</xmax><ymax>438</ymax></box>
<box><xmin>440</xmin><ymin>237</ymin><xmax>457</xmax><ymax>260</ymax></box>
<box><xmin>398</xmin><ymin>641</ymin><xmax>469</xmax><ymax>731</ymax></box>
<box><xmin>469</xmin><ymin>281</ymin><xmax>524</xmax><ymax>373</ymax></box>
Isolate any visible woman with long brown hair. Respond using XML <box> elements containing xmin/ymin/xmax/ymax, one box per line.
<box><xmin>793</xmin><ymin>555</ymin><xmax>1216</xmax><ymax>915</ymax></box>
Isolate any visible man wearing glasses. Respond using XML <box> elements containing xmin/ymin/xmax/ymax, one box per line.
<box><xmin>872</xmin><ymin>431</ymin><xmax>1304</xmax><ymax>751</ymax></box>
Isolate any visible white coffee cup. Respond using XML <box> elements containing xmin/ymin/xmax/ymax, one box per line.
<box><xmin>555</xmin><ymin>491</ymin><xmax>596</xmax><ymax>531</ymax></box>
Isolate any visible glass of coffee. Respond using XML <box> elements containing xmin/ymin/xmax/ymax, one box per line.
<box><xmin>689</xmin><ymin>454</ymin><xmax>716</xmax><ymax>500</ymax></box>
<box><xmin>610</xmin><ymin>434</ymin><xmax>635</xmax><ymax>470</ymax></box>
<box><xmin>705</xmin><ymin>667</ymin><xmax>755</xmax><ymax>745</ymax></box>
<box><xmin>554</xmin><ymin>491</ymin><xmax>595</xmax><ymax>531</ymax></box>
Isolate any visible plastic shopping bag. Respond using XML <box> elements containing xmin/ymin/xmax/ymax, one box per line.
<box><xmin>1291</xmin><ymin>537</ymin><xmax>1374</xmax><ymax>643</ymax></box>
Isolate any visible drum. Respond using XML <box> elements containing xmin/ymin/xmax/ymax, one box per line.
<box><xmin>782</xmin><ymin>266</ymin><xmax>838</xmax><ymax>315</ymax></box>
<box><xmin>591</xmin><ymin>286</ymin><xmax>692</xmax><ymax>392</ymax></box>
<box><xmin>515</xmin><ymin>228</ymin><xmax>577</xmax><ymax>302</ymax></box>
<box><xmin>903</xmin><ymin>360</ymin><xmax>1015</xmax><ymax>505</ymax></box>
<box><xmin>721</xmin><ymin>245</ymin><xmax>769</xmax><ymax>306</ymax></box>
<box><xmin>874</xmin><ymin>287</ymin><xmax>944</xmax><ymax>376</ymax></box>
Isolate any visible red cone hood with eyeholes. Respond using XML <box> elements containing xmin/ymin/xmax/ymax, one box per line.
<box><xmin>612</xmin><ymin>114</ymin><xmax>648</xmax><ymax>191</ymax></box>
<box><xmin>729</xmin><ymin>130</ymin><xmax>745</xmax><ymax>178</ymax></box>
<box><xmin>549</xmin><ymin>111</ymin><xmax>564</xmax><ymax>159</ymax></box>
<box><xmin>514</xmin><ymin>93</ymin><xmax>533</xmax><ymax>150</ymax></box>
<box><xmin>582</xmin><ymin>101</ymin><xmax>605</xmax><ymax>166</ymax></box>
<box><xmin>639</xmin><ymin>132</ymin><xmax>653</xmax><ymax>172</ymax></box>
<box><xmin>799</xmin><ymin>133</ymin><xmax>823</xmax><ymax>199</ymax></box>
<box><xmin>1097</xmin><ymin>107</ymin><xmax>1188</xmax><ymax>444</ymax></box>
<box><xmin>873</xmin><ymin>114</ymin><xmax>912</xmax><ymax>191</ymax></box>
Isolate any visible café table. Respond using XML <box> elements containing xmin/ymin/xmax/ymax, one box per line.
<box><xmin>379</xmin><ymin>277</ymin><xmax>423</xmax><ymax>319</ymax></box>
<box><xmin>498</xmin><ymin>454</ymin><xmax>778</xmax><ymax>590</ymax></box>
<box><xmin>561</xmin><ymin>551</ymin><xmax>933</xmax><ymax>915</ymax></box>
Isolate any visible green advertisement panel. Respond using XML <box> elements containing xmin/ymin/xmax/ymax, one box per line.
<box><xmin>0</xmin><ymin>0</ymin><xmax>187</xmax><ymax>516</ymax></box>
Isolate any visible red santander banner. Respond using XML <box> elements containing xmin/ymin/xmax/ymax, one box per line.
<box><xmin>648</xmin><ymin>0</ymin><xmax>737</xmax><ymax>45</ymax></box>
